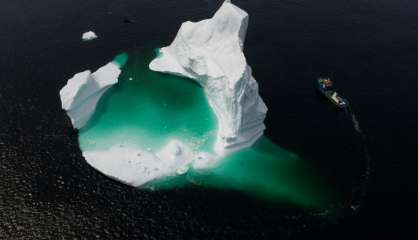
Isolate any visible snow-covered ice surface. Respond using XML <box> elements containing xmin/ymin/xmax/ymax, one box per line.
<box><xmin>150</xmin><ymin>0</ymin><xmax>268</xmax><ymax>157</ymax></box>
<box><xmin>59</xmin><ymin>62</ymin><xmax>121</xmax><ymax>129</ymax></box>
<box><xmin>83</xmin><ymin>140</ymin><xmax>194</xmax><ymax>186</ymax></box>
<box><xmin>82</xmin><ymin>31</ymin><xmax>98</xmax><ymax>41</ymax></box>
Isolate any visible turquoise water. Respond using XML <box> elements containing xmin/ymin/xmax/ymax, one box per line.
<box><xmin>149</xmin><ymin>137</ymin><xmax>331</xmax><ymax>208</ymax></box>
<box><xmin>79</xmin><ymin>50</ymin><xmax>217</xmax><ymax>153</ymax></box>
<box><xmin>79</xmin><ymin>50</ymin><xmax>332</xmax><ymax>209</ymax></box>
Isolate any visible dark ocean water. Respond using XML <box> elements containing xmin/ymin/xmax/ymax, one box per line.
<box><xmin>0</xmin><ymin>0</ymin><xmax>417</xmax><ymax>239</ymax></box>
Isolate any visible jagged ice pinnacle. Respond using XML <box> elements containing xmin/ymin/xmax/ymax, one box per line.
<box><xmin>150</xmin><ymin>0</ymin><xmax>268</xmax><ymax>157</ymax></box>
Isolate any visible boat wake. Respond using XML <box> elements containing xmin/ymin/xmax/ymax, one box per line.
<box><xmin>344</xmin><ymin>102</ymin><xmax>372</xmax><ymax>213</ymax></box>
<box><xmin>346</xmin><ymin>104</ymin><xmax>362</xmax><ymax>134</ymax></box>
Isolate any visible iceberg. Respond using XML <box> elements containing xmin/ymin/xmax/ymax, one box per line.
<box><xmin>59</xmin><ymin>62</ymin><xmax>122</xmax><ymax>129</ymax></box>
<box><xmin>82</xmin><ymin>31</ymin><xmax>98</xmax><ymax>41</ymax></box>
<box><xmin>150</xmin><ymin>0</ymin><xmax>267</xmax><ymax>157</ymax></box>
<box><xmin>61</xmin><ymin>0</ymin><xmax>268</xmax><ymax>187</ymax></box>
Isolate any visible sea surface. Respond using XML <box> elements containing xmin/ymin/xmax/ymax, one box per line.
<box><xmin>0</xmin><ymin>0</ymin><xmax>417</xmax><ymax>239</ymax></box>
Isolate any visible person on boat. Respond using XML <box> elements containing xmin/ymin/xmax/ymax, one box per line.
<box><xmin>322</xmin><ymin>79</ymin><xmax>332</xmax><ymax>90</ymax></box>
<box><xmin>324</xmin><ymin>79</ymin><xmax>333</xmax><ymax>88</ymax></box>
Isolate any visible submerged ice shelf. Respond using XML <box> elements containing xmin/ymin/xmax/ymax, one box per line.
<box><xmin>59</xmin><ymin>1</ymin><xmax>331</xmax><ymax>207</ymax></box>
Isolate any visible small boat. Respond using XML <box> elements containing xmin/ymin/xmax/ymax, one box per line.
<box><xmin>317</xmin><ymin>78</ymin><xmax>347</xmax><ymax>108</ymax></box>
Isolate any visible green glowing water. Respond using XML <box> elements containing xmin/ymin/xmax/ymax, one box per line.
<box><xmin>113</xmin><ymin>53</ymin><xmax>129</xmax><ymax>68</ymax></box>
<box><xmin>79</xmin><ymin>50</ymin><xmax>217</xmax><ymax>153</ymax></box>
<box><xmin>148</xmin><ymin>137</ymin><xmax>330</xmax><ymax>208</ymax></box>
<box><xmin>79</xmin><ymin>50</ymin><xmax>332</xmax><ymax>209</ymax></box>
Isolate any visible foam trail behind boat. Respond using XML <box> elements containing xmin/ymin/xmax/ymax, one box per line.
<box><xmin>345</xmin><ymin>101</ymin><xmax>372</xmax><ymax>212</ymax></box>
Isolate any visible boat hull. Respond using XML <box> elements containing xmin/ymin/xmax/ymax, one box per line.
<box><xmin>317</xmin><ymin>78</ymin><xmax>347</xmax><ymax>108</ymax></box>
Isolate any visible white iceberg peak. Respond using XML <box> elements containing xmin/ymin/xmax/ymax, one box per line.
<box><xmin>82</xmin><ymin>31</ymin><xmax>98</xmax><ymax>41</ymax></box>
<box><xmin>59</xmin><ymin>62</ymin><xmax>121</xmax><ymax>129</ymax></box>
<box><xmin>150</xmin><ymin>0</ymin><xmax>267</xmax><ymax>157</ymax></box>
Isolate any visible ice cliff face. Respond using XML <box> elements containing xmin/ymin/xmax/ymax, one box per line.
<box><xmin>59</xmin><ymin>62</ymin><xmax>121</xmax><ymax>129</ymax></box>
<box><xmin>149</xmin><ymin>0</ymin><xmax>267</xmax><ymax>156</ymax></box>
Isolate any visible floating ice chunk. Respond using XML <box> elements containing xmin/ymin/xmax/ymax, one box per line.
<box><xmin>59</xmin><ymin>62</ymin><xmax>122</xmax><ymax>129</ymax></box>
<box><xmin>82</xmin><ymin>31</ymin><xmax>98</xmax><ymax>41</ymax></box>
<box><xmin>149</xmin><ymin>0</ymin><xmax>268</xmax><ymax>158</ymax></box>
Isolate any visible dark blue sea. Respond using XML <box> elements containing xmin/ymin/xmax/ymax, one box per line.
<box><xmin>0</xmin><ymin>0</ymin><xmax>417</xmax><ymax>239</ymax></box>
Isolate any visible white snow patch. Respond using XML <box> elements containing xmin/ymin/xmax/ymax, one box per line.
<box><xmin>83</xmin><ymin>140</ymin><xmax>215</xmax><ymax>187</ymax></box>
